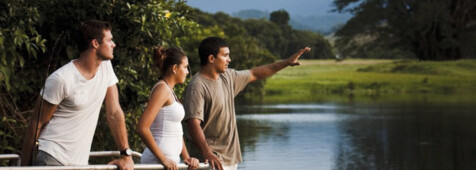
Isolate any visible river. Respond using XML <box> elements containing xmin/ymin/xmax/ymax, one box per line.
<box><xmin>235</xmin><ymin>98</ymin><xmax>476</xmax><ymax>169</ymax></box>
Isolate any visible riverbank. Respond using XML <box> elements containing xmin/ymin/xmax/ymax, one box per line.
<box><xmin>261</xmin><ymin>59</ymin><xmax>476</xmax><ymax>104</ymax></box>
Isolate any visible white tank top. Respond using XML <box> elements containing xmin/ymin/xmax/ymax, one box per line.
<box><xmin>141</xmin><ymin>82</ymin><xmax>185</xmax><ymax>164</ymax></box>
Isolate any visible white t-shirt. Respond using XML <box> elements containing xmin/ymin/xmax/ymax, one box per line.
<box><xmin>38</xmin><ymin>60</ymin><xmax>118</xmax><ymax>165</ymax></box>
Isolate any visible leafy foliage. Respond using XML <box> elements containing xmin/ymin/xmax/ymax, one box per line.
<box><xmin>333</xmin><ymin>0</ymin><xmax>476</xmax><ymax>60</ymax></box>
<box><xmin>191</xmin><ymin>9</ymin><xmax>334</xmax><ymax>60</ymax></box>
<box><xmin>0</xmin><ymin>0</ymin><xmax>46</xmax><ymax>165</ymax></box>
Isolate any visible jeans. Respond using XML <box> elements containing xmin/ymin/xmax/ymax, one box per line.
<box><xmin>33</xmin><ymin>150</ymin><xmax>63</xmax><ymax>166</ymax></box>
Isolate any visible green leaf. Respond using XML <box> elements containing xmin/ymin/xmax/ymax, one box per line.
<box><xmin>6</xmin><ymin>118</ymin><xmax>16</xmax><ymax>123</ymax></box>
<box><xmin>40</xmin><ymin>39</ymin><xmax>47</xmax><ymax>52</ymax></box>
<box><xmin>19</xmin><ymin>56</ymin><xmax>25</xmax><ymax>67</ymax></box>
<box><xmin>36</xmin><ymin>35</ymin><xmax>40</xmax><ymax>43</ymax></box>
<box><xmin>0</xmin><ymin>34</ymin><xmax>4</xmax><ymax>47</ymax></box>
<box><xmin>1</xmin><ymin>53</ymin><xmax>6</xmax><ymax>65</ymax></box>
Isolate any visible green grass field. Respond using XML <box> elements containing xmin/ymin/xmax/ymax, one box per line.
<box><xmin>262</xmin><ymin>59</ymin><xmax>476</xmax><ymax>104</ymax></box>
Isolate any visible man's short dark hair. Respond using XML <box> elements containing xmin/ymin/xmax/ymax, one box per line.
<box><xmin>78</xmin><ymin>20</ymin><xmax>111</xmax><ymax>52</ymax></box>
<box><xmin>198</xmin><ymin>37</ymin><xmax>228</xmax><ymax>66</ymax></box>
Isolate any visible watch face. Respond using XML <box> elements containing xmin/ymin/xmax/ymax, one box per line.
<box><xmin>121</xmin><ymin>148</ymin><xmax>132</xmax><ymax>156</ymax></box>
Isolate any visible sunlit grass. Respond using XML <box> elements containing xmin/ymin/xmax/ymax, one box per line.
<box><xmin>263</xmin><ymin>59</ymin><xmax>476</xmax><ymax>103</ymax></box>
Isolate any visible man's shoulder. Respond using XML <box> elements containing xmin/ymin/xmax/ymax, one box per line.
<box><xmin>100</xmin><ymin>60</ymin><xmax>112</xmax><ymax>67</ymax></box>
<box><xmin>187</xmin><ymin>74</ymin><xmax>207</xmax><ymax>88</ymax></box>
<box><xmin>224</xmin><ymin>68</ymin><xmax>236</xmax><ymax>74</ymax></box>
<box><xmin>220</xmin><ymin>69</ymin><xmax>235</xmax><ymax>79</ymax></box>
<box><xmin>221</xmin><ymin>68</ymin><xmax>249</xmax><ymax>80</ymax></box>
<box><xmin>49</xmin><ymin>61</ymin><xmax>75</xmax><ymax>80</ymax></box>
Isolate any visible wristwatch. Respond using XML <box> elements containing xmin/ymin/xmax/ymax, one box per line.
<box><xmin>120</xmin><ymin>148</ymin><xmax>132</xmax><ymax>156</ymax></box>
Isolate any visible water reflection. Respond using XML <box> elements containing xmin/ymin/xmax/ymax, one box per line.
<box><xmin>236</xmin><ymin>103</ymin><xmax>476</xmax><ymax>170</ymax></box>
<box><xmin>335</xmin><ymin>107</ymin><xmax>476</xmax><ymax>169</ymax></box>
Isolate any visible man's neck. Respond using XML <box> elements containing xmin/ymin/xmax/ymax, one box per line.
<box><xmin>199</xmin><ymin>66</ymin><xmax>220</xmax><ymax>81</ymax></box>
<box><xmin>74</xmin><ymin>51</ymin><xmax>103</xmax><ymax>80</ymax></box>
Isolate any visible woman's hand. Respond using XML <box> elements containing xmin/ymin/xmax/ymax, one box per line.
<box><xmin>162</xmin><ymin>158</ymin><xmax>178</xmax><ymax>170</ymax></box>
<box><xmin>184</xmin><ymin>157</ymin><xmax>199</xmax><ymax>170</ymax></box>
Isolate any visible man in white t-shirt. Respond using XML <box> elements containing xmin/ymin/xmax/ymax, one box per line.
<box><xmin>21</xmin><ymin>20</ymin><xmax>134</xmax><ymax>169</ymax></box>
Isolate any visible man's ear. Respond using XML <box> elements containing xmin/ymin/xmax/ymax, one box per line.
<box><xmin>91</xmin><ymin>39</ymin><xmax>99</xmax><ymax>49</ymax></box>
<box><xmin>208</xmin><ymin>54</ymin><xmax>215</xmax><ymax>64</ymax></box>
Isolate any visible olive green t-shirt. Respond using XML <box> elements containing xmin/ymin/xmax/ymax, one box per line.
<box><xmin>184</xmin><ymin>69</ymin><xmax>251</xmax><ymax>165</ymax></box>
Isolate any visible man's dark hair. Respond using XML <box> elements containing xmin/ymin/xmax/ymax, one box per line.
<box><xmin>78</xmin><ymin>20</ymin><xmax>111</xmax><ymax>52</ymax></box>
<box><xmin>198</xmin><ymin>37</ymin><xmax>228</xmax><ymax>66</ymax></box>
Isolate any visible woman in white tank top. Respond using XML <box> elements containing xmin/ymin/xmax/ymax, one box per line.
<box><xmin>137</xmin><ymin>46</ymin><xmax>199</xmax><ymax>170</ymax></box>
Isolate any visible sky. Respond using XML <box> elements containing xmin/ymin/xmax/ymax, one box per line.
<box><xmin>186</xmin><ymin>0</ymin><xmax>340</xmax><ymax>17</ymax></box>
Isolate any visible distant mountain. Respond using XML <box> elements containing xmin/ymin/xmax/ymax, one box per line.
<box><xmin>187</xmin><ymin>0</ymin><xmax>335</xmax><ymax>17</ymax></box>
<box><xmin>293</xmin><ymin>14</ymin><xmax>352</xmax><ymax>34</ymax></box>
<box><xmin>232</xmin><ymin>9</ymin><xmax>351</xmax><ymax>35</ymax></box>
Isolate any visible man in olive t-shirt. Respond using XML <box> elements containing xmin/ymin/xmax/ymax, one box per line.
<box><xmin>184</xmin><ymin>37</ymin><xmax>310</xmax><ymax>170</ymax></box>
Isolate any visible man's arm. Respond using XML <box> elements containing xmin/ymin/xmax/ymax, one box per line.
<box><xmin>21</xmin><ymin>97</ymin><xmax>57</xmax><ymax>166</ymax></box>
<box><xmin>248</xmin><ymin>47</ymin><xmax>311</xmax><ymax>83</ymax></box>
<box><xmin>104</xmin><ymin>85</ymin><xmax>133</xmax><ymax>170</ymax></box>
<box><xmin>187</xmin><ymin>119</ymin><xmax>223</xmax><ymax>170</ymax></box>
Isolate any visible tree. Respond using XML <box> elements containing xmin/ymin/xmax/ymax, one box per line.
<box><xmin>287</xmin><ymin>30</ymin><xmax>334</xmax><ymax>59</ymax></box>
<box><xmin>0</xmin><ymin>0</ymin><xmax>198</xmax><ymax>165</ymax></box>
<box><xmin>333</xmin><ymin>0</ymin><xmax>476</xmax><ymax>60</ymax></box>
<box><xmin>0</xmin><ymin>0</ymin><xmax>46</xmax><ymax>162</ymax></box>
<box><xmin>270</xmin><ymin>10</ymin><xmax>290</xmax><ymax>26</ymax></box>
<box><xmin>243</xmin><ymin>19</ymin><xmax>288</xmax><ymax>58</ymax></box>
<box><xmin>191</xmin><ymin>9</ymin><xmax>335</xmax><ymax>60</ymax></box>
